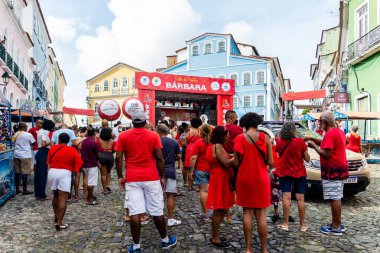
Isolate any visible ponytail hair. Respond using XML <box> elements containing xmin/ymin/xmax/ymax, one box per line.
<box><xmin>199</xmin><ymin>124</ymin><xmax>213</xmax><ymax>145</ymax></box>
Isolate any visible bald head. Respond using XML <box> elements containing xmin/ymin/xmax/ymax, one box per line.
<box><xmin>321</xmin><ymin>110</ymin><xmax>335</xmax><ymax>128</ymax></box>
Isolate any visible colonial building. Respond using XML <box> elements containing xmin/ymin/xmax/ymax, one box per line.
<box><xmin>159</xmin><ymin>33</ymin><xmax>288</xmax><ymax>120</ymax></box>
<box><xmin>0</xmin><ymin>0</ymin><xmax>33</xmax><ymax>108</ymax></box>
<box><xmin>86</xmin><ymin>62</ymin><xmax>142</xmax><ymax>124</ymax></box>
<box><xmin>346</xmin><ymin>0</ymin><xmax>380</xmax><ymax>138</ymax></box>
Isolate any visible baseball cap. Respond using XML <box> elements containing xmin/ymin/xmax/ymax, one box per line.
<box><xmin>132</xmin><ymin>112</ymin><xmax>147</xmax><ymax>124</ymax></box>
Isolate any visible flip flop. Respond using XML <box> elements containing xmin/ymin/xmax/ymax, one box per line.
<box><xmin>277</xmin><ymin>224</ymin><xmax>289</xmax><ymax>231</ymax></box>
<box><xmin>300</xmin><ymin>225</ymin><xmax>308</xmax><ymax>232</ymax></box>
<box><xmin>55</xmin><ymin>224</ymin><xmax>69</xmax><ymax>231</ymax></box>
<box><xmin>223</xmin><ymin>217</ymin><xmax>232</xmax><ymax>224</ymax></box>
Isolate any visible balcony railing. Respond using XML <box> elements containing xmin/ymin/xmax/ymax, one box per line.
<box><xmin>0</xmin><ymin>43</ymin><xmax>28</xmax><ymax>90</ymax></box>
<box><xmin>347</xmin><ymin>25</ymin><xmax>380</xmax><ymax>62</ymax></box>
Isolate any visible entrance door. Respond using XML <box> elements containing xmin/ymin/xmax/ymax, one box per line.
<box><xmin>357</xmin><ymin>95</ymin><xmax>369</xmax><ymax>137</ymax></box>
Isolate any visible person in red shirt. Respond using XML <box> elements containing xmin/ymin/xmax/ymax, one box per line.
<box><xmin>47</xmin><ymin>132</ymin><xmax>83</xmax><ymax>231</ymax></box>
<box><xmin>185</xmin><ymin>118</ymin><xmax>202</xmax><ymax>190</ymax></box>
<box><xmin>190</xmin><ymin>124</ymin><xmax>212</xmax><ymax>221</ymax></box>
<box><xmin>275</xmin><ymin>122</ymin><xmax>310</xmax><ymax>232</ymax></box>
<box><xmin>115</xmin><ymin>112</ymin><xmax>177</xmax><ymax>252</ymax></box>
<box><xmin>28</xmin><ymin>119</ymin><xmax>43</xmax><ymax>171</ymax></box>
<box><xmin>233</xmin><ymin>112</ymin><xmax>274</xmax><ymax>253</ymax></box>
<box><xmin>308</xmin><ymin>110</ymin><xmax>349</xmax><ymax>236</ymax></box>
<box><xmin>346</xmin><ymin>125</ymin><xmax>362</xmax><ymax>153</ymax></box>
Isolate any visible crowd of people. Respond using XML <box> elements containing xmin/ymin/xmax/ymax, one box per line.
<box><xmin>11</xmin><ymin>109</ymin><xmax>351</xmax><ymax>253</ymax></box>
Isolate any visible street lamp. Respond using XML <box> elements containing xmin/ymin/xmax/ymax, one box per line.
<box><xmin>263</xmin><ymin>83</ymin><xmax>268</xmax><ymax>95</ymax></box>
<box><xmin>1</xmin><ymin>72</ymin><xmax>10</xmax><ymax>86</ymax></box>
<box><xmin>327</xmin><ymin>81</ymin><xmax>336</xmax><ymax>98</ymax></box>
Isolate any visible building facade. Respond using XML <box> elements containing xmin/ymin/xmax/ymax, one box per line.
<box><xmin>23</xmin><ymin>0</ymin><xmax>52</xmax><ymax>110</ymax></box>
<box><xmin>346</xmin><ymin>0</ymin><xmax>380</xmax><ymax>138</ymax></box>
<box><xmin>159</xmin><ymin>33</ymin><xmax>287</xmax><ymax>120</ymax></box>
<box><xmin>86</xmin><ymin>62</ymin><xmax>141</xmax><ymax>124</ymax></box>
<box><xmin>0</xmin><ymin>0</ymin><xmax>33</xmax><ymax>108</ymax></box>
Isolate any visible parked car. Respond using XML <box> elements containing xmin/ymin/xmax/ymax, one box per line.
<box><xmin>259</xmin><ymin>121</ymin><xmax>371</xmax><ymax>196</ymax></box>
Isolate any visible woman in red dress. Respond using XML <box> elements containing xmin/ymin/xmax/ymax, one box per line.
<box><xmin>206</xmin><ymin>126</ymin><xmax>234</xmax><ymax>249</ymax></box>
<box><xmin>233</xmin><ymin>112</ymin><xmax>274</xmax><ymax>253</ymax></box>
<box><xmin>185</xmin><ymin>117</ymin><xmax>202</xmax><ymax>190</ymax></box>
<box><xmin>346</xmin><ymin>125</ymin><xmax>362</xmax><ymax>153</ymax></box>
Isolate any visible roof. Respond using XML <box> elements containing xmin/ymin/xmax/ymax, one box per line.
<box><xmin>36</xmin><ymin>0</ymin><xmax>52</xmax><ymax>43</ymax></box>
<box><xmin>158</xmin><ymin>60</ymin><xmax>187</xmax><ymax>73</ymax></box>
<box><xmin>236</xmin><ymin>42</ymin><xmax>260</xmax><ymax>56</ymax></box>
<box><xmin>86</xmin><ymin>62</ymin><xmax>144</xmax><ymax>83</ymax></box>
<box><xmin>186</xmin><ymin>32</ymin><xmax>232</xmax><ymax>43</ymax></box>
<box><xmin>175</xmin><ymin>46</ymin><xmax>187</xmax><ymax>53</ymax></box>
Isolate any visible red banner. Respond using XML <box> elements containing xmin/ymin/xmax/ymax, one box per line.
<box><xmin>136</xmin><ymin>72</ymin><xmax>235</xmax><ymax>95</ymax></box>
<box><xmin>138</xmin><ymin>90</ymin><xmax>156</xmax><ymax>124</ymax></box>
<box><xmin>282</xmin><ymin>89</ymin><xmax>326</xmax><ymax>101</ymax></box>
<box><xmin>217</xmin><ymin>95</ymin><xmax>233</xmax><ymax>125</ymax></box>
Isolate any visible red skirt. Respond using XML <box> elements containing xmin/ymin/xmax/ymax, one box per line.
<box><xmin>206</xmin><ymin>167</ymin><xmax>235</xmax><ymax>210</ymax></box>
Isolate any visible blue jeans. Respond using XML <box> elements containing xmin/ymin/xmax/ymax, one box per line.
<box><xmin>34</xmin><ymin>147</ymin><xmax>49</xmax><ymax>199</ymax></box>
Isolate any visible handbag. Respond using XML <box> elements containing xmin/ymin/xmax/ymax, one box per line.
<box><xmin>245</xmin><ymin>133</ymin><xmax>268</xmax><ymax>164</ymax></box>
<box><xmin>214</xmin><ymin>145</ymin><xmax>236</xmax><ymax>191</ymax></box>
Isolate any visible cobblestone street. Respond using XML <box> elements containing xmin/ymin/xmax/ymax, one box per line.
<box><xmin>1</xmin><ymin>166</ymin><xmax>380</xmax><ymax>253</ymax></box>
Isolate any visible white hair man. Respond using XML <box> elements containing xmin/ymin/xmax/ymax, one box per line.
<box><xmin>307</xmin><ymin>110</ymin><xmax>349</xmax><ymax>235</ymax></box>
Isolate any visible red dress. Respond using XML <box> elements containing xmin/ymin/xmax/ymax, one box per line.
<box><xmin>234</xmin><ymin>133</ymin><xmax>270</xmax><ymax>208</ymax></box>
<box><xmin>346</xmin><ymin>133</ymin><xmax>361</xmax><ymax>153</ymax></box>
<box><xmin>184</xmin><ymin>131</ymin><xmax>200</xmax><ymax>167</ymax></box>
<box><xmin>206</xmin><ymin>145</ymin><xmax>234</xmax><ymax>210</ymax></box>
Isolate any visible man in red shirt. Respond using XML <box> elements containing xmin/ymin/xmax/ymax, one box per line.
<box><xmin>28</xmin><ymin>119</ymin><xmax>43</xmax><ymax>171</ymax></box>
<box><xmin>308</xmin><ymin>110</ymin><xmax>349</xmax><ymax>236</ymax></box>
<box><xmin>116</xmin><ymin>112</ymin><xmax>177</xmax><ymax>253</ymax></box>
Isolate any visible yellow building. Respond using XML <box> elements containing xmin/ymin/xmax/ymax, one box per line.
<box><xmin>86</xmin><ymin>62</ymin><xmax>143</xmax><ymax>124</ymax></box>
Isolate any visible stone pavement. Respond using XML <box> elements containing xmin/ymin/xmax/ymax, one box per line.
<box><xmin>1</xmin><ymin>165</ymin><xmax>380</xmax><ymax>253</ymax></box>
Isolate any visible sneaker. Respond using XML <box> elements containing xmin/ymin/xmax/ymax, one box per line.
<box><xmin>168</xmin><ymin>218</ymin><xmax>182</xmax><ymax>227</ymax></box>
<box><xmin>162</xmin><ymin>236</ymin><xmax>177</xmax><ymax>249</ymax></box>
<box><xmin>271</xmin><ymin>214</ymin><xmax>280</xmax><ymax>223</ymax></box>
<box><xmin>127</xmin><ymin>245</ymin><xmax>141</xmax><ymax>253</ymax></box>
<box><xmin>327</xmin><ymin>223</ymin><xmax>346</xmax><ymax>232</ymax></box>
<box><xmin>320</xmin><ymin>225</ymin><xmax>342</xmax><ymax>236</ymax></box>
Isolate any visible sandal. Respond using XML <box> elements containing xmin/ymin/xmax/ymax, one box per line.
<box><xmin>224</xmin><ymin>217</ymin><xmax>232</xmax><ymax>224</ymax></box>
<box><xmin>102</xmin><ymin>191</ymin><xmax>110</xmax><ymax>195</ymax></box>
<box><xmin>209</xmin><ymin>239</ymin><xmax>231</xmax><ymax>249</ymax></box>
<box><xmin>277</xmin><ymin>224</ymin><xmax>289</xmax><ymax>231</ymax></box>
<box><xmin>300</xmin><ymin>225</ymin><xmax>308</xmax><ymax>232</ymax></box>
<box><xmin>55</xmin><ymin>224</ymin><xmax>69</xmax><ymax>231</ymax></box>
<box><xmin>86</xmin><ymin>200</ymin><xmax>99</xmax><ymax>205</ymax></box>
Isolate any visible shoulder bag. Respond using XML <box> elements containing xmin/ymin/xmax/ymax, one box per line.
<box><xmin>245</xmin><ymin>133</ymin><xmax>268</xmax><ymax>164</ymax></box>
<box><xmin>278</xmin><ymin>139</ymin><xmax>292</xmax><ymax>158</ymax></box>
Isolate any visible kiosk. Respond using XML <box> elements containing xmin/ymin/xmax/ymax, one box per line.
<box><xmin>135</xmin><ymin>72</ymin><xmax>235</xmax><ymax>126</ymax></box>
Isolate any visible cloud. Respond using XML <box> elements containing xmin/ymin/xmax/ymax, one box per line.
<box><xmin>75</xmin><ymin>0</ymin><xmax>202</xmax><ymax>78</ymax></box>
<box><xmin>223</xmin><ymin>20</ymin><xmax>254</xmax><ymax>44</ymax></box>
<box><xmin>46</xmin><ymin>16</ymin><xmax>77</xmax><ymax>42</ymax></box>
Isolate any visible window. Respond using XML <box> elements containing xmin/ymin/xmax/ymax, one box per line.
<box><xmin>230</xmin><ymin>73</ymin><xmax>239</xmax><ymax>86</ymax></box>
<box><xmin>256</xmin><ymin>71</ymin><xmax>266</xmax><ymax>84</ymax></box>
<box><xmin>113</xmin><ymin>78</ymin><xmax>118</xmax><ymax>88</ymax></box>
<box><xmin>132</xmin><ymin>77</ymin><xmax>135</xmax><ymax>88</ymax></box>
<box><xmin>217</xmin><ymin>74</ymin><xmax>226</xmax><ymax>79</ymax></box>
<box><xmin>243</xmin><ymin>95</ymin><xmax>251</xmax><ymax>108</ymax></box>
<box><xmin>233</xmin><ymin>96</ymin><xmax>238</xmax><ymax>108</ymax></box>
<box><xmin>103</xmin><ymin>80</ymin><xmax>109</xmax><ymax>91</ymax></box>
<box><xmin>243</xmin><ymin>72</ymin><xmax>252</xmax><ymax>85</ymax></box>
<box><xmin>94</xmin><ymin>103</ymin><xmax>99</xmax><ymax>113</ymax></box>
<box><xmin>9</xmin><ymin>92</ymin><xmax>13</xmax><ymax>107</ymax></box>
<box><xmin>94</xmin><ymin>84</ymin><xmax>100</xmax><ymax>92</ymax></box>
<box><xmin>218</xmin><ymin>41</ymin><xmax>226</xmax><ymax>52</ymax></box>
<box><xmin>204</xmin><ymin>43</ymin><xmax>212</xmax><ymax>54</ymax></box>
<box><xmin>192</xmin><ymin>45</ymin><xmax>199</xmax><ymax>56</ymax></box>
<box><xmin>122</xmin><ymin>76</ymin><xmax>128</xmax><ymax>94</ymax></box>
<box><xmin>257</xmin><ymin>95</ymin><xmax>265</xmax><ymax>107</ymax></box>
<box><xmin>357</xmin><ymin>3</ymin><xmax>369</xmax><ymax>39</ymax></box>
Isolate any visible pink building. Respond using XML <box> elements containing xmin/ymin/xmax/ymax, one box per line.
<box><xmin>0</xmin><ymin>0</ymin><xmax>34</xmax><ymax>108</ymax></box>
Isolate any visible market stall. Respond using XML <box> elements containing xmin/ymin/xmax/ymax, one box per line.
<box><xmin>135</xmin><ymin>72</ymin><xmax>235</xmax><ymax>126</ymax></box>
<box><xmin>0</xmin><ymin>93</ymin><xmax>14</xmax><ymax>206</ymax></box>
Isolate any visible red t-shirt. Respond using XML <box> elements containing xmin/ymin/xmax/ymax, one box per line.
<box><xmin>28</xmin><ymin>127</ymin><xmax>39</xmax><ymax>151</ymax></box>
<box><xmin>115</xmin><ymin>128</ymin><xmax>162</xmax><ymax>182</ymax></box>
<box><xmin>224</xmin><ymin>124</ymin><xmax>243</xmax><ymax>154</ymax></box>
<box><xmin>191</xmin><ymin>139</ymin><xmax>210</xmax><ymax>172</ymax></box>
<box><xmin>47</xmin><ymin>144</ymin><xmax>83</xmax><ymax>173</ymax></box>
<box><xmin>320</xmin><ymin>128</ymin><xmax>349</xmax><ymax>180</ymax></box>
<box><xmin>275</xmin><ymin>138</ymin><xmax>307</xmax><ymax>178</ymax></box>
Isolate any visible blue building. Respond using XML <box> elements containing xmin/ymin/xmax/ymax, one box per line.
<box><xmin>159</xmin><ymin>33</ymin><xmax>289</xmax><ymax>120</ymax></box>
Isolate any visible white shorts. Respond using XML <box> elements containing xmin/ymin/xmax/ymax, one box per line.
<box><xmin>124</xmin><ymin>180</ymin><xmax>164</xmax><ymax>216</ymax></box>
<box><xmin>48</xmin><ymin>168</ymin><xmax>72</xmax><ymax>193</ymax></box>
<box><xmin>165</xmin><ymin>178</ymin><xmax>177</xmax><ymax>193</ymax></box>
<box><xmin>322</xmin><ymin>180</ymin><xmax>344</xmax><ymax>200</ymax></box>
<box><xmin>83</xmin><ymin>167</ymin><xmax>99</xmax><ymax>186</ymax></box>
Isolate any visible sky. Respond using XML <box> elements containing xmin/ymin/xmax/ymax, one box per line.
<box><xmin>39</xmin><ymin>0</ymin><xmax>339</xmax><ymax>109</ymax></box>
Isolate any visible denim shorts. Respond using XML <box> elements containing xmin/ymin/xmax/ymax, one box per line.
<box><xmin>194</xmin><ymin>170</ymin><xmax>210</xmax><ymax>185</ymax></box>
<box><xmin>279</xmin><ymin>176</ymin><xmax>307</xmax><ymax>194</ymax></box>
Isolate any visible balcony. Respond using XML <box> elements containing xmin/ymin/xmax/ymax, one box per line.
<box><xmin>347</xmin><ymin>25</ymin><xmax>380</xmax><ymax>63</ymax></box>
<box><xmin>0</xmin><ymin>43</ymin><xmax>29</xmax><ymax>91</ymax></box>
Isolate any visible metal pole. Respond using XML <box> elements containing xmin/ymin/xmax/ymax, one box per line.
<box><xmin>364</xmin><ymin>119</ymin><xmax>367</xmax><ymax>141</ymax></box>
<box><xmin>8</xmin><ymin>107</ymin><xmax>12</xmax><ymax>148</ymax></box>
